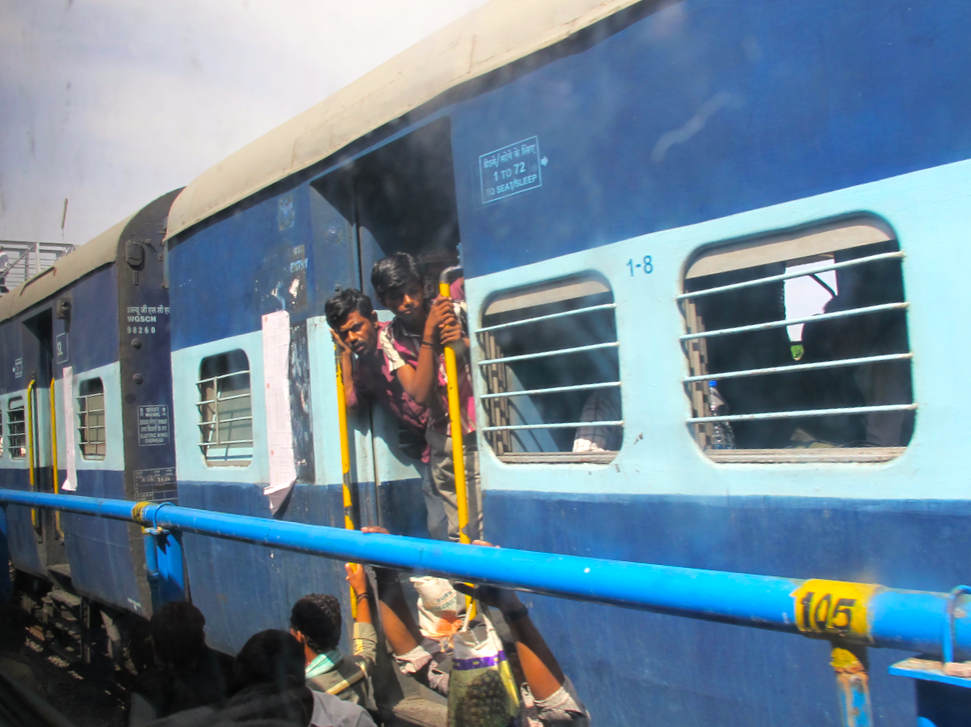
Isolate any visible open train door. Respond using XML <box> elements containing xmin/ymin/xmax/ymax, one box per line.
<box><xmin>311</xmin><ymin>116</ymin><xmax>462</xmax><ymax>539</ymax></box>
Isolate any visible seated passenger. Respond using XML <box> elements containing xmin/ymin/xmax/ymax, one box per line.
<box><xmin>220</xmin><ymin>629</ymin><xmax>375</xmax><ymax>727</ymax></box>
<box><xmin>288</xmin><ymin>566</ymin><xmax>376</xmax><ymax>714</ymax></box>
<box><xmin>371</xmin><ymin>253</ymin><xmax>482</xmax><ymax>542</ymax></box>
<box><xmin>325</xmin><ymin>287</ymin><xmax>447</xmax><ymax>541</ymax></box>
<box><xmin>360</xmin><ymin>526</ymin><xmax>590</xmax><ymax>726</ymax></box>
<box><xmin>128</xmin><ymin>602</ymin><xmax>228</xmax><ymax>726</ymax></box>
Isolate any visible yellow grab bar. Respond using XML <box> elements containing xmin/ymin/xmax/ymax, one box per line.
<box><xmin>50</xmin><ymin>377</ymin><xmax>62</xmax><ymax>537</ymax></box>
<box><xmin>335</xmin><ymin>342</ymin><xmax>358</xmax><ymax>617</ymax></box>
<box><xmin>26</xmin><ymin>379</ymin><xmax>38</xmax><ymax>530</ymax></box>
<box><xmin>439</xmin><ymin>275</ymin><xmax>471</xmax><ymax>545</ymax></box>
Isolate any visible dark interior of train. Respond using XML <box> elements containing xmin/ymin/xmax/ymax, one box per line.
<box><xmin>684</xmin><ymin>238</ymin><xmax>913</xmax><ymax>452</ymax></box>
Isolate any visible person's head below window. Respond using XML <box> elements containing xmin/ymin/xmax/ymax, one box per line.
<box><xmin>325</xmin><ymin>289</ymin><xmax>381</xmax><ymax>358</ymax></box>
<box><xmin>371</xmin><ymin>252</ymin><xmax>426</xmax><ymax>330</ymax></box>
<box><xmin>150</xmin><ymin>601</ymin><xmax>208</xmax><ymax>671</ymax></box>
<box><xmin>289</xmin><ymin>593</ymin><xmax>342</xmax><ymax>660</ymax></box>
<box><xmin>224</xmin><ymin>629</ymin><xmax>309</xmax><ymax>724</ymax></box>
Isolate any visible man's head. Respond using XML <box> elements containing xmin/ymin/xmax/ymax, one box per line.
<box><xmin>234</xmin><ymin>629</ymin><xmax>306</xmax><ymax>691</ymax></box>
<box><xmin>150</xmin><ymin>601</ymin><xmax>207</xmax><ymax>669</ymax></box>
<box><xmin>371</xmin><ymin>253</ymin><xmax>425</xmax><ymax>328</ymax></box>
<box><xmin>325</xmin><ymin>289</ymin><xmax>379</xmax><ymax>357</ymax></box>
<box><xmin>289</xmin><ymin>594</ymin><xmax>342</xmax><ymax>657</ymax></box>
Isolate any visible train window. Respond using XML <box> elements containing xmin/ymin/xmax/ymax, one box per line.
<box><xmin>679</xmin><ymin>218</ymin><xmax>915</xmax><ymax>463</ymax></box>
<box><xmin>198</xmin><ymin>350</ymin><xmax>253</xmax><ymax>465</ymax></box>
<box><xmin>77</xmin><ymin>378</ymin><xmax>106</xmax><ymax>460</ymax></box>
<box><xmin>7</xmin><ymin>397</ymin><xmax>25</xmax><ymax>459</ymax></box>
<box><xmin>477</xmin><ymin>275</ymin><xmax>622</xmax><ymax>464</ymax></box>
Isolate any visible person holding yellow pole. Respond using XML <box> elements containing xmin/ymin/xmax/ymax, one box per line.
<box><xmin>324</xmin><ymin>289</ymin><xmax>446</xmax><ymax>541</ymax></box>
<box><xmin>372</xmin><ymin>253</ymin><xmax>482</xmax><ymax>543</ymax></box>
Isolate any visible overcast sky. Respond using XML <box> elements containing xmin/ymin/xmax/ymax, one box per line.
<box><xmin>0</xmin><ymin>0</ymin><xmax>490</xmax><ymax>247</ymax></box>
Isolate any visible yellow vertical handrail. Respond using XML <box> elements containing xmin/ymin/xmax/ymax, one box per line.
<box><xmin>50</xmin><ymin>377</ymin><xmax>63</xmax><ymax>537</ymax></box>
<box><xmin>335</xmin><ymin>343</ymin><xmax>358</xmax><ymax>618</ymax></box>
<box><xmin>439</xmin><ymin>273</ymin><xmax>470</xmax><ymax>545</ymax></box>
<box><xmin>26</xmin><ymin>379</ymin><xmax>38</xmax><ymax>530</ymax></box>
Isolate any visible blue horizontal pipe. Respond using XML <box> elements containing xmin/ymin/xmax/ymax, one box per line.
<box><xmin>1</xmin><ymin>490</ymin><xmax>966</xmax><ymax>658</ymax></box>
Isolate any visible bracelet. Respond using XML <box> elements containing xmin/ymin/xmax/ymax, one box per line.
<box><xmin>355</xmin><ymin>592</ymin><xmax>372</xmax><ymax>603</ymax></box>
<box><xmin>421</xmin><ymin>340</ymin><xmax>435</xmax><ymax>347</ymax></box>
<box><xmin>503</xmin><ymin>605</ymin><xmax>529</xmax><ymax>623</ymax></box>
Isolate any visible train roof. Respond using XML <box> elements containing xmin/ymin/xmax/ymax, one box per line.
<box><xmin>0</xmin><ymin>213</ymin><xmax>134</xmax><ymax>324</ymax></box>
<box><xmin>165</xmin><ymin>0</ymin><xmax>640</xmax><ymax>241</ymax></box>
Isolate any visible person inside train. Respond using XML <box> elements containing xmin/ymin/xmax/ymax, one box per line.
<box><xmin>325</xmin><ymin>287</ymin><xmax>447</xmax><ymax>540</ymax></box>
<box><xmin>358</xmin><ymin>526</ymin><xmax>590</xmax><ymax>726</ymax></box>
<box><xmin>216</xmin><ymin>629</ymin><xmax>375</xmax><ymax>727</ymax></box>
<box><xmin>128</xmin><ymin>602</ymin><xmax>230</xmax><ymax>725</ymax></box>
<box><xmin>0</xmin><ymin>604</ymin><xmax>44</xmax><ymax>698</ymax></box>
<box><xmin>371</xmin><ymin>252</ymin><xmax>483</xmax><ymax>543</ymax></box>
<box><xmin>288</xmin><ymin>564</ymin><xmax>377</xmax><ymax>715</ymax></box>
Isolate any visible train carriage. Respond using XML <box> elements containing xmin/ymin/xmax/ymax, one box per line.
<box><xmin>2</xmin><ymin>0</ymin><xmax>968</xmax><ymax>724</ymax></box>
<box><xmin>0</xmin><ymin>190</ymin><xmax>180</xmax><ymax>622</ymax></box>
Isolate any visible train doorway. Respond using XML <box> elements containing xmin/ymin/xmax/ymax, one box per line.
<box><xmin>21</xmin><ymin>307</ymin><xmax>67</xmax><ymax>566</ymax></box>
<box><xmin>312</xmin><ymin>116</ymin><xmax>463</xmax><ymax>538</ymax></box>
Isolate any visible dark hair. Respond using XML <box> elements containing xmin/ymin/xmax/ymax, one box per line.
<box><xmin>324</xmin><ymin>288</ymin><xmax>374</xmax><ymax>330</ymax></box>
<box><xmin>371</xmin><ymin>252</ymin><xmax>422</xmax><ymax>305</ymax></box>
<box><xmin>150</xmin><ymin>601</ymin><xmax>207</xmax><ymax>669</ymax></box>
<box><xmin>233</xmin><ymin>630</ymin><xmax>306</xmax><ymax>691</ymax></box>
<box><xmin>289</xmin><ymin>594</ymin><xmax>342</xmax><ymax>653</ymax></box>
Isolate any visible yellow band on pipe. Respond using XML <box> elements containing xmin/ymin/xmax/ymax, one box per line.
<box><xmin>335</xmin><ymin>344</ymin><xmax>357</xmax><ymax>618</ymax></box>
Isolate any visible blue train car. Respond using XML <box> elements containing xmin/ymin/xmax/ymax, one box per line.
<box><xmin>0</xmin><ymin>190</ymin><xmax>179</xmax><ymax>621</ymax></box>
<box><xmin>160</xmin><ymin>0</ymin><xmax>971</xmax><ymax>723</ymax></box>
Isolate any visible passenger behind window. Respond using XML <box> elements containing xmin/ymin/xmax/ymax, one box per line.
<box><xmin>372</xmin><ymin>253</ymin><xmax>482</xmax><ymax>543</ymax></box>
<box><xmin>359</xmin><ymin>526</ymin><xmax>590</xmax><ymax>727</ymax></box>
<box><xmin>325</xmin><ymin>288</ymin><xmax>447</xmax><ymax>541</ymax></box>
<box><xmin>288</xmin><ymin>568</ymin><xmax>377</xmax><ymax>717</ymax></box>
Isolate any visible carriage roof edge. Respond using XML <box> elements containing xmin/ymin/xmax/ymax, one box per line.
<box><xmin>163</xmin><ymin>0</ymin><xmax>643</xmax><ymax>242</ymax></box>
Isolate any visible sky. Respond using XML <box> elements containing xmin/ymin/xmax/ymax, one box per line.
<box><xmin>0</xmin><ymin>0</ymin><xmax>490</xmax><ymax>248</ymax></box>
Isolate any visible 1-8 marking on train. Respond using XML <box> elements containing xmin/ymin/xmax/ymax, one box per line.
<box><xmin>626</xmin><ymin>255</ymin><xmax>654</xmax><ymax>276</ymax></box>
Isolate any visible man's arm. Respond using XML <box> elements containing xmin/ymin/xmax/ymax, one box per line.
<box><xmin>345</xmin><ymin>563</ymin><xmax>377</xmax><ymax>672</ymax></box>
<box><xmin>332</xmin><ymin>331</ymin><xmax>361</xmax><ymax>410</ymax></box>
<box><xmin>390</xmin><ymin>298</ymin><xmax>455</xmax><ymax>406</ymax></box>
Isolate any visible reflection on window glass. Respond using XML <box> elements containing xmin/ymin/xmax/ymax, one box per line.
<box><xmin>478</xmin><ymin>275</ymin><xmax>622</xmax><ymax>464</ymax></box>
<box><xmin>680</xmin><ymin>219</ymin><xmax>914</xmax><ymax>463</ymax></box>
<box><xmin>78</xmin><ymin>378</ymin><xmax>106</xmax><ymax>459</ymax></box>
<box><xmin>7</xmin><ymin>397</ymin><xmax>25</xmax><ymax>459</ymax></box>
<box><xmin>198</xmin><ymin>350</ymin><xmax>253</xmax><ymax>465</ymax></box>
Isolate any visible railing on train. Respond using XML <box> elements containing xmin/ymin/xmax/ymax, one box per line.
<box><xmin>0</xmin><ymin>489</ymin><xmax>969</xmax><ymax>727</ymax></box>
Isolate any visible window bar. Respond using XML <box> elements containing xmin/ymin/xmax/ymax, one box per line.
<box><xmin>677</xmin><ymin>251</ymin><xmax>905</xmax><ymax>301</ymax></box>
<box><xmin>477</xmin><ymin>303</ymin><xmax>617</xmax><ymax>334</ymax></box>
<box><xmin>481</xmin><ymin>381</ymin><xmax>621</xmax><ymax>400</ymax></box>
<box><xmin>687</xmin><ymin>403</ymin><xmax>916</xmax><ymax>424</ymax></box>
<box><xmin>479</xmin><ymin>341</ymin><xmax>619</xmax><ymax>367</ymax></box>
<box><xmin>481</xmin><ymin>420</ymin><xmax>624</xmax><ymax>432</ymax></box>
<box><xmin>214</xmin><ymin>415</ymin><xmax>253</xmax><ymax>425</ymax></box>
<box><xmin>680</xmin><ymin>302</ymin><xmax>908</xmax><ymax>342</ymax></box>
<box><xmin>199</xmin><ymin>438</ymin><xmax>255</xmax><ymax>448</ymax></box>
<box><xmin>682</xmin><ymin>353</ymin><xmax>913</xmax><ymax>384</ymax></box>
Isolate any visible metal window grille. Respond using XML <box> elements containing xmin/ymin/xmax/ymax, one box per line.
<box><xmin>77</xmin><ymin>378</ymin><xmax>106</xmax><ymax>460</ymax></box>
<box><xmin>477</xmin><ymin>277</ymin><xmax>622</xmax><ymax>464</ymax></box>
<box><xmin>679</xmin><ymin>221</ymin><xmax>915</xmax><ymax>463</ymax></box>
<box><xmin>198</xmin><ymin>350</ymin><xmax>253</xmax><ymax>465</ymax></box>
<box><xmin>6</xmin><ymin>397</ymin><xmax>25</xmax><ymax>459</ymax></box>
